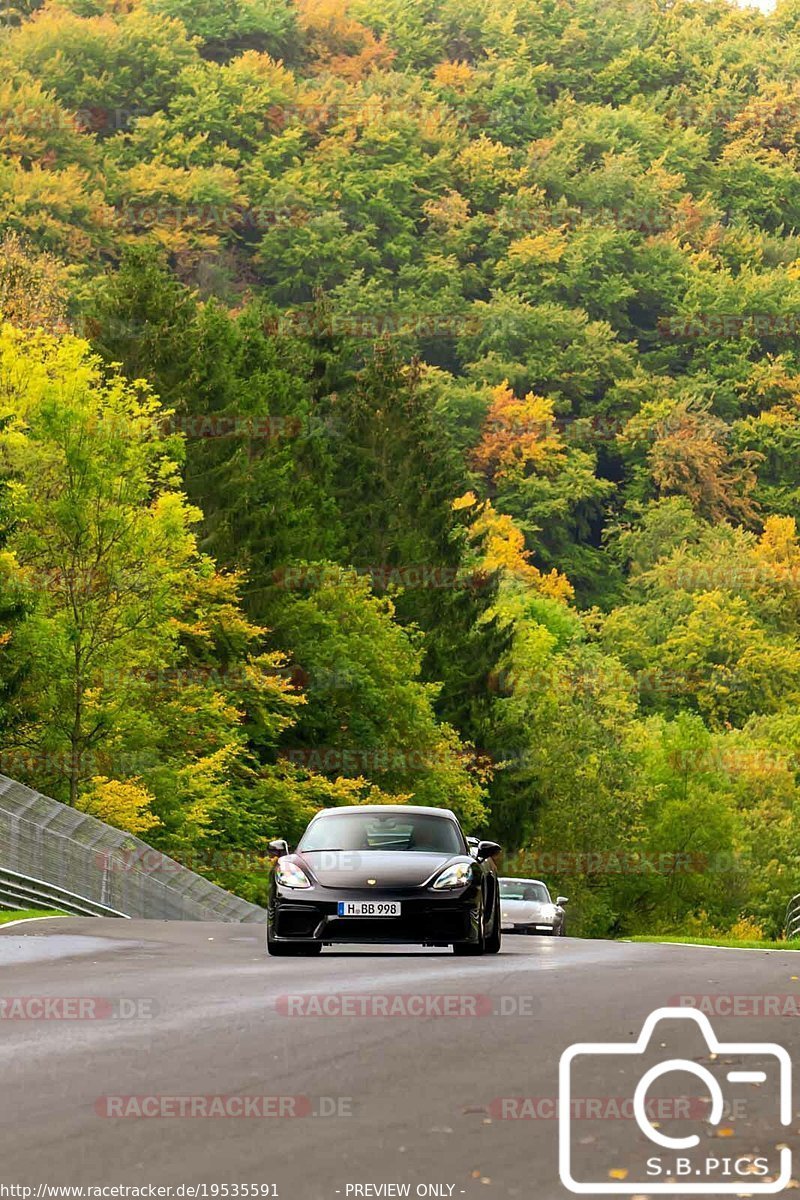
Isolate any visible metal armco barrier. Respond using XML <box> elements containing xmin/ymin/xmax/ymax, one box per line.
<box><xmin>0</xmin><ymin>865</ymin><xmax>129</xmax><ymax>918</ymax></box>
<box><xmin>0</xmin><ymin>774</ymin><xmax>266</xmax><ymax>922</ymax></box>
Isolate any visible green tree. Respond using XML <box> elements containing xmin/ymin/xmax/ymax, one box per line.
<box><xmin>267</xmin><ymin>568</ymin><xmax>488</xmax><ymax>827</ymax></box>
<box><xmin>0</xmin><ymin>323</ymin><xmax>298</xmax><ymax>821</ymax></box>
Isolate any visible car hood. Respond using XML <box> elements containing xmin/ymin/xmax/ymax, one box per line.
<box><xmin>500</xmin><ymin>899</ymin><xmax>556</xmax><ymax>921</ymax></box>
<box><xmin>293</xmin><ymin>850</ymin><xmax>465</xmax><ymax>889</ymax></box>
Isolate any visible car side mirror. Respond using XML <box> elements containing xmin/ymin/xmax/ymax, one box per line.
<box><xmin>556</xmin><ymin>896</ymin><xmax>569</xmax><ymax>906</ymax></box>
<box><xmin>268</xmin><ymin>838</ymin><xmax>289</xmax><ymax>858</ymax></box>
<box><xmin>476</xmin><ymin>840</ymin><xmax>502</xmax><ymax>861</ymax></box>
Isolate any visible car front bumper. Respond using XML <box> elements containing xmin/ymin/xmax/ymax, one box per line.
<box><xmin>501</xmin><ymin>921</ymin><xmax>559</xmax><ymax>934</ymax></box>
<box><xmin>270</xmin><ymin>885</ymin><xmax>483</xmax><ymax>946</ymax></box>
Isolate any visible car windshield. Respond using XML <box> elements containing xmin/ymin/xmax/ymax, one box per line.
<box><xmin>298</xmin><ymin>811</ymin><xmax>465</xmax><ymax>854</ymax></box>
<box><xmin>500</xmin><ymin>880</ymin><xmax>550</xmax><ymax>903</ymax></box>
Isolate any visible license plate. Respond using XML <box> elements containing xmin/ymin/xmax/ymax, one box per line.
<box><xmin>337</xmin><ymin>901</ymin><xmax>401</xmax><ymax>917</ymax></box>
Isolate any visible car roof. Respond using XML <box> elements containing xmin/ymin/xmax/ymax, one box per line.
<box><xmin>309</xmin><ymin>804</ymin><xmax>460</xmax><ymax>821</ymax></box>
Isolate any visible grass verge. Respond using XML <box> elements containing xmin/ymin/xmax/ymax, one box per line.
<box><xmin>627</xmin><ymin>934</ymin><xmax>795</xmax><ymax>951</ymax></box>
<box><xmin>0</xmin><ymin>908</ymin><xmax>64</xmax><ymax>925</ymax></box>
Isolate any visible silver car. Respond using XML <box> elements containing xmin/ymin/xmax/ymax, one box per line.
<box><xmin>499</xmin><ymin>877</ymin><xmax>568</xmax><ymax>936</ymax></box>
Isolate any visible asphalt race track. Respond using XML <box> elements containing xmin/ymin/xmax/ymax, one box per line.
<box><xmin>1</xmin><ymin>918</ymin><xmax>799</xmax><ymax>1198</ymax></box>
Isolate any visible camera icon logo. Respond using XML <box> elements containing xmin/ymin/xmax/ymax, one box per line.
<box><xmin>559</xmin><ymin>1006</ymin><xmax>792</xmax><ymax>1194</ymax></box>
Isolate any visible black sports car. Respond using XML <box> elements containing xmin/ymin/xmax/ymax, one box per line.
<box><xmin>266</xmin><ymin>805</ymin><xmax>502</xmax><ymax>956</ymax></box>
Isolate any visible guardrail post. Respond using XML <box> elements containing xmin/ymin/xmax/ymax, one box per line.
<box><xmin>100</xmin><ymin>851</ymin><xmax>110</xmax><ymax>908</ymax></box>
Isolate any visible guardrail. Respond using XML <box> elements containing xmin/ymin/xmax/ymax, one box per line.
<box><xmin>785</xmin><ymin>893</ymin><xmax>800</xmax><ymax>941</ymax></box>
<box><xmin>0</xmin><ymin>774</ymin><xmax>266</xmax><ymax>922</ymax></box>
<box><xmin>0</xmin><ymin>865</ymin><xmax>129</xmax><ymax>919</ymax></box>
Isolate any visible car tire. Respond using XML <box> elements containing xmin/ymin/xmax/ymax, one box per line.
<box><xmin>483</xmin><ymin>886</ymin><xmax>501</xmax><ymax>954</ymax></box>
<box><xmin>485</xmin><ymin>912</ymin><xmax>501</xmax><ymax>954</ymax></box>
<box><xmin>453</xmin><ymin>907</ymin><xmax>486</xmax><ymax>956</ymax></box>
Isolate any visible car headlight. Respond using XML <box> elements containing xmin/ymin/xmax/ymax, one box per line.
<box><xmin>275</xmin><ymin>859</ymin><xmax>312</xmax><ymax>889</ymax></box>
<box><xmin>431</xmin><ymin>862</ymin><xmax>473</xmax><ymax>890</ymax></box>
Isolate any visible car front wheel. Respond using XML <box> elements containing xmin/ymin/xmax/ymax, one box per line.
<box><xmin>485</xmin><ymin>912</ymin><xmax>501</xmax><ymax>954</ymax></box>
<box><xmin>452</xmin><ymin>907</ymin><xmax>486</xmax><ymax>956</ymax></box>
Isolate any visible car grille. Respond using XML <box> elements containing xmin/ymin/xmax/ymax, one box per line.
<box><xmin>326</xmin><ymin>910</ymin><xmax>471</xmax><ymax>943</ymax></box>
<box><xmin>272</xmin><ymin>895</ymin><xmax>478</xmax><ymax>944</ymax></box>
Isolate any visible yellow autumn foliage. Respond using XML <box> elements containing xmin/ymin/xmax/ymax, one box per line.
<box><xmin>77</xmin><ymin>776</ymin><xmax>161</xmax><ymax>835</ymax></box>
<box><xmin>467</xmin><ymin>497</ymin><xmax>575</xmax><ymax>602</ymax></box>
<box><xmin>433</xmin><ymin>60</ymin><xmax>474</xmax><ymax>89</ymax></box>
